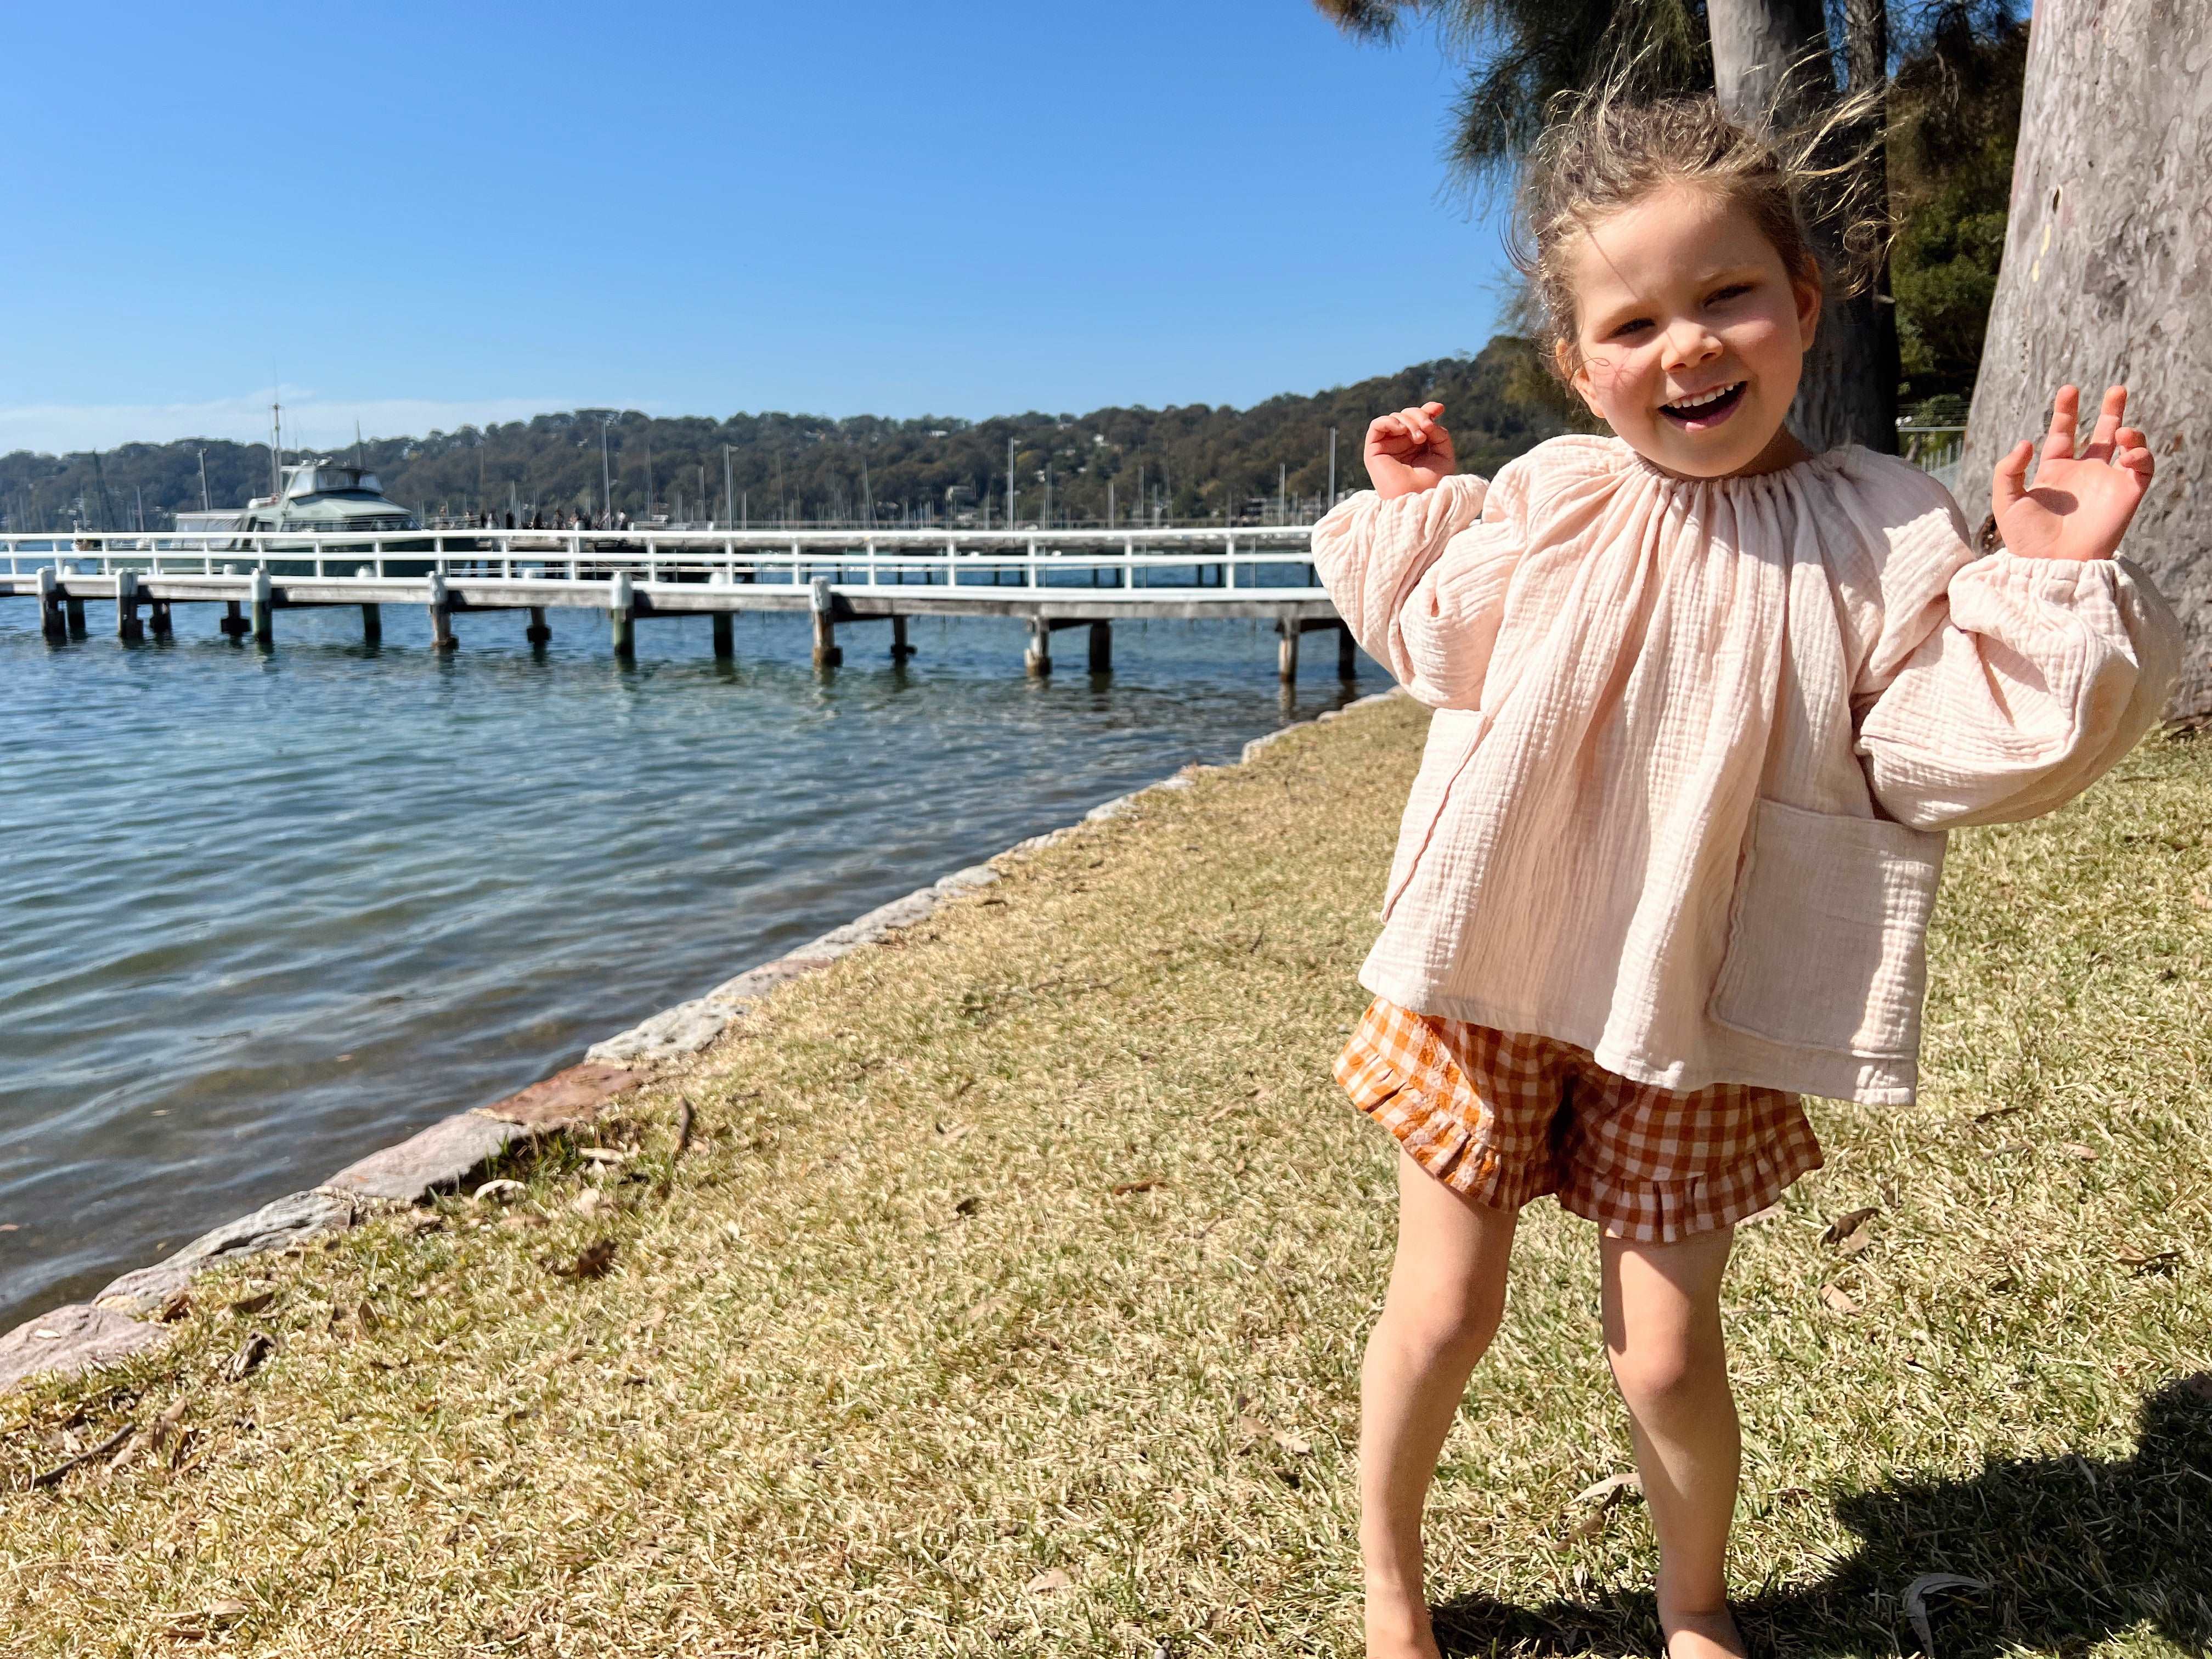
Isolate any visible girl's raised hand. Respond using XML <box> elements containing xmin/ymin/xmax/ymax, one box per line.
<box><xmin>1364</xmin><ymin>402</ymin><xmax>1457</xmax><ymax>500</ymax></box>
<box><xmin>1991</xmin><ymin>384</ymin><xmax>2154</xmax><ymax>562</ymax></box>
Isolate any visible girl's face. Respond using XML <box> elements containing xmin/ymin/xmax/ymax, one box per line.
<box><xmin>1560</xmin><ymin>181</ymin><xmax>1822</xmax><ymax>478</ymax></box>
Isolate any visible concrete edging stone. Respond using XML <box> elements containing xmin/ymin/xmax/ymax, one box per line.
<box><xmin>0</xmin><ymin>686</ymin><xmax>1406</xmax><ymax>1395</ymax></box>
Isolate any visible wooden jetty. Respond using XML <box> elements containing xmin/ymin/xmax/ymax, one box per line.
<box><xmin>1</xmin><ymin>526</ymin><xmax>1355</xmax><ymax>680</ymax></box>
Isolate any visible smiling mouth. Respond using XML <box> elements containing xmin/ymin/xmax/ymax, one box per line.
<box><xmin>1659</xmin><ymin>381</ymin><xmax>1746</xmax><ymax>428</ymax></box>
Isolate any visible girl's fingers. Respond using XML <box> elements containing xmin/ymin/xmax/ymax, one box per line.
<box><xmin>2041</xmin><ymin>384</ymin><xmax>2080</xmax><ymax>468</ymax></box>
<box><xmin>1992</xmin><ymin>439</ymin><xmax>2033</xmax><ymax>517</ymax></box>
<box><xmin>2083</xmin><ymin>385</ymin><xmax>2126</xmax><ymax>461</ymax></box>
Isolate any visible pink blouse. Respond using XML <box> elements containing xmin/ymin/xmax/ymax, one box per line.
<box><xmin>1313</xmin><ymin>435</ymin><xmax>2180</xmax><ymax>1105</ymax></box>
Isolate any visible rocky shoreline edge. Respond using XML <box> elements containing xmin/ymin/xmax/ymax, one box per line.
<box><xmin>0</xmin><ymin>687</ymin><xmax>1403</xmax><ymax>1397</ymax></box>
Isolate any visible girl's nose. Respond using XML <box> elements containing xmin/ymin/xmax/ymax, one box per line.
<box><xmin>1660</xmin><ymin>321</ymin><xmax>1722</xmax><ymax>371</ymax></box>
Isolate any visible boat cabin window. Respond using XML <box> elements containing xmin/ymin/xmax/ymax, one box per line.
<box><xmin>289</xmin><ymin>466</ymin><xmax>379</xmax><ymax>496</ymax></box>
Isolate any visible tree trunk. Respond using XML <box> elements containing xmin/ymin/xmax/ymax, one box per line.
<box><xmin>1959</xmin><ymin>0</ymin><xmax>2211</xmax><ymax>715</ymax></box>
<box><xmin>1708</xmin><ymin>0</ymin><xmax>1898</xmax><ymax>453</ymax></box>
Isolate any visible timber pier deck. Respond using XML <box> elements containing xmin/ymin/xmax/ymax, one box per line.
<box><xmin>2</xmin><ymin>526</ymin><xmax>1355</xmax><ymax>679</ymax></box>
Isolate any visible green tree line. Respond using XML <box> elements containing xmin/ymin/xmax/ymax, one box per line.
<box><xmin>0</xmin><ymin>338</ymin><xmax>1570</xmax><ymax>533</ymax></box>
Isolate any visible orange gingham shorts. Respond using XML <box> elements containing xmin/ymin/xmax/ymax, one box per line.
<box><xmin>1336</xmin><ymin>998</ymin><xmax>1822</xmax><ymax>1243</ymax></box>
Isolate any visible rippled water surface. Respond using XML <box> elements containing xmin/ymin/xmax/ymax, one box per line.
<box><xmin>2</xmin><ymin>594</ymin><xmax>1361</xmax><ymax>1330</ymax></box>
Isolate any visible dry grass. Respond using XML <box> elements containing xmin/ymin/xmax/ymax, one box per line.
<box><xmin>2</xmin><ymin>693</ymin><xmax>2208</xmax><ymax>1658</ymax></box>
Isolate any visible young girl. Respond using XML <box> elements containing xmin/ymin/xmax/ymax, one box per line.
<box><xmin>1310</xmin><ymin>93</ymin><xmax>2181</xmax><ymax>1659</ymax></box>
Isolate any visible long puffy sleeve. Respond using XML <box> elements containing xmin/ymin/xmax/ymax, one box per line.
<box><xmin>1310</xmin><ymin>468</ymin><xmax>1527</xmax><ymax>708</ymax></box>
<box><xmin>1850</xmin><ymin>475</ymin><xmax>2182</xmax><ymax>830</ymax></box>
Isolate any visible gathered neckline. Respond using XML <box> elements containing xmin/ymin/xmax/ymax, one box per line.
<box><xmin>1599</xmin><ymin>433</ymin><xmax>1863</xmax><ymax>490</ymax></box>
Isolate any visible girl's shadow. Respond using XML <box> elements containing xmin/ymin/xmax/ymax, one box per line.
<box><xmin>1430</xmin><ymin>1374</ymin><xmax>2212</xmax><ymax>1657</ymax></box>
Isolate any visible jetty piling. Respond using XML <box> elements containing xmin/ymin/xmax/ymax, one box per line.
<box><xmin>809</xmin><ymin>577</ymin><xmax>840</xmax><ymax>669</ymax></box>
<box><xmin>5</xmin><ymin>525</ymin><xmax>1353</xmax><ymax>680</ymax></box>
<box><xmin>426</xmin><ymin>572</ymin><xmax>454</xmax><ymax>651</ymax></box>
<box><xmin>611</xmin><ymin>571</ymin><xmax>636</xmax><ymax>657</ymax></box>
<box><xmin>114</xmin><ymin>569</ymin><xmax>143</xmax><ymax>641</ymax></box>
<box><xmin>37</xmin><ymin>566</ymin><xmax>63</xmax><ymax>642</ymax></box>
<box><xmin>356</xmin><ymin>566</ymin><xmax>382</xmax><ymax>643</ymax></box>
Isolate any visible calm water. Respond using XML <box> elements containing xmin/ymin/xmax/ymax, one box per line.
<box><xmin>2</xmin><ymin>590</ymin><xmax>1359</xmax><ymax>1330</ymax></box>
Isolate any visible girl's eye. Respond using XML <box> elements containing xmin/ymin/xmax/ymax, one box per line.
<box><xmin>1708</xmin><ymin>284</ymin><xmax>1751</xmax><ymax>303</ymax></box>
<box><xmin>1608</xmin><ymin>317</ymin><xmax>1652</xmax><ymax>340</ymax></box>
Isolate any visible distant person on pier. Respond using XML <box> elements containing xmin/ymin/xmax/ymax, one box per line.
<box><xmin>505</xmin><ymin>510</ymin><xmax>515</xmax><ymax>529</ymax></box>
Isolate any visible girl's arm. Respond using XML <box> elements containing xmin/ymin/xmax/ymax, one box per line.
<box><xmin>1852</xmin><ymin>386</ymin><xmax>2182</xmax><ymax>829</ymax></box>
<box><xmin>1311</xmin><ymin>407</ymin><xmax>1527</xmax><ymax>707</ymax></box>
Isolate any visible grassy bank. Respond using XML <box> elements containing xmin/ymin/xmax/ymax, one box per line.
<box><xmin>4</xmin><ymin>694</ymin><xmax>2208</xmax><ymax>1657</ymax></box>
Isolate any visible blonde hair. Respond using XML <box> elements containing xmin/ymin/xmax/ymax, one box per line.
<box><xmin>1516</xmin><ymin>72</ymin><xmax>1891</xmax><ymax>383</ymax></box>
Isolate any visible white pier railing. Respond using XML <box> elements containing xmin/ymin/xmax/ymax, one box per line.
<box><xmin>3</xmin><ymin>525</ymin><xmax>1355</xmax><ymax>680</ymax></box>
<box><xmin>1</xmin><ymin>525</ymin><xmax>1321</xmax><ymax>594</ymax></box>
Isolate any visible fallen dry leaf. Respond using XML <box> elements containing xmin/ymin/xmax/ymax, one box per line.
<box><xmin>472</xmin><ymin>1178</ymin><xmax>526</xmax><ymax>1204</ymax></box>
<box><xmin>1110</xmin><ymin>1177</ymin><xmax>1164</xmax><ymax>1197</ymax></box>
<box><xmin>1820</xmin><ymin>1285</ymin><xmax>1861</xmax><ymax>1317</ymax></box>
<box><xmin>1573</xmin><ymin>1472</ymin><xmax>1642</xmax><ymax>1508</ymax></box>
<box><xmin>1567</xmin><ymin>1509</ymin><xmax>1607</xmax><ymax>1539</ymax></box>
<box><xmin>227</xmin><ymin>1290</ymin><xmax>275</xmax><ymax>1317</ymax></box>
<box><xmin>2059</xmin><ymin>1143</ymin><xmax>2100</xmax><ymax>1163</ymax></box>
<box><xmin>405</xmin><ymin>1213</ymin><xmax>444</xmax><ymax>1237</ymax></box>
<box><xmin>1822</xmin><ymin>1206</ymin><xmax>1880</xmax><ymax>1246</ymax></box>
<box><xmin>1904</xmin><ymin>1573</ymin><xmax>1991</xmax><ymax>1656</ymax></box>
<box><xmin>579</xmin><ymin>1147</ymin><xmax>628</xmax><ymax>1165</ymax></box>
<box><xmin>222</xmin><ymin>1331</ymin><xmax>274</xmax><ymax>1382</ymax></box>
<box><xmin>1271</xmin><ymin>1427</ymin><xmax>1313</xmax><ymax>1456</ymax></box>
<box><xmin>2117</xmin><ymin>1246</ymin><xmax>2181</xmax><ymax>1276</ymax></box>
<box><xmin>571</xmin><ymin>1188</ymin><xmax>611</xmax><ymax>1219</ymax></box>
<box><xmin>543</xmin><ymin>1239</ymin><xmax>617</xmax><ymax>1279</ymax></box>
<box><xmin>165</xmin><ymin>1599</ymin><xmax>251</xmax><ymax>1640</ymax></box>
<box><xmin>1971</xmin><ymin>1104</ymin><xmax>2023</xmax><ymax>1125</ymax></box>
<box><xmin>1024</xmin><ymin>1567</ymin><xmax>1075</xmax><ymax>1595</ymax></box>
<box><xmin>953</xmin><ymin>1195</ymin><xmax>981</xmax><ymax>1216</ymax></box>
<box><xmin>355</xmin><ymin>1301</ymin><xmax>382</xmax><ymax>1335</ymax></box>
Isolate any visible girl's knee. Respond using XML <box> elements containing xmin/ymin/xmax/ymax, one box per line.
<box><xmin>1606</xmin><ymin>1331</ymin><xmax>1721</xmax><ymax>1413</ymax></box>
<box><xmin>1378</xmin><ymin>1279</ymin><xmax>1507</xmax><ymax>1372</ymax></box>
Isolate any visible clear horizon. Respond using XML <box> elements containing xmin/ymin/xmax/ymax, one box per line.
<box><xmin>1</xmin><ymin>2</ymin><xmax>1513</xmax><ymax>456</ymax></box>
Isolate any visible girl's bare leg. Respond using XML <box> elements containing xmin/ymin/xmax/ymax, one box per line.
<box><xmin>1359</xmin><ymin>1147</ymin><xmax>1519</xmax><ymax>1659</ymax></box>
<box><xmin>1599</xmin><ymin>1227</ymin><xmax>1745</xmax><ymax>1659</ymax></box>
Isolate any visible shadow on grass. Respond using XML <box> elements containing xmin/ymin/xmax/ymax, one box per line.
<box><xmin>1430</xmin><ymin>1375</ymin><xmax>2212</xmax><ymax>1658</ymax></box>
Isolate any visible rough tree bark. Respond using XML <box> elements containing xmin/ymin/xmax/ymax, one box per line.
<box><xmin>1959</xmin><ymin>0</ymin><xmax>2210</xmax><ymax>715</ymax></box>
<box><xmin>1708</xmin><ymin>0</ymin><xmax>1898</xmax><ymax>453</ymax></box>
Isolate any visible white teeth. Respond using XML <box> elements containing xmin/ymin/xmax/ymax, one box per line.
<box><xmin>1666</xmin><ymin>382</ymin><xmax>1742</xmax><ymax>413</ymax></box>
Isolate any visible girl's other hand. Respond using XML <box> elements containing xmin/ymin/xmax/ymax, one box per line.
<box><xmin>1991</xmin><ymin>383</ymin><xmax>2154</xmax><ymax>562</ymax></box>
<box><xmin>1365</xmin><ymin>402</ymin><xmax>1458</xmax><ymax>500</ymax></box>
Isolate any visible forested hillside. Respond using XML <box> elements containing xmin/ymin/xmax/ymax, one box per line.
<box><xmin>0</xmin><ymin>337</ymin><xmax>1572</xmax><ymax>532</ymax></box>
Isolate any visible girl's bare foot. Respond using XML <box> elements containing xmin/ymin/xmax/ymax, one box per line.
<box><xmin>1661</xmin><ymin>1604</ymin><xmax>1747</xmax><ymax>1659</ymax></box>
<box><xmin>1364</xmin><ymin>1581</ymin><xmax>1442</xmax><ymax>1659</ymax></box>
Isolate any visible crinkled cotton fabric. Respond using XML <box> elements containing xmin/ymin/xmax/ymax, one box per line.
<box><xmin>1313</xmin><ymin>435</ymin><xmax>2182</xmax><ymax>1105</ymax></box>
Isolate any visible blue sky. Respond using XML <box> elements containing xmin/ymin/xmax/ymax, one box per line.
<box><xmin>0</xmin><ymin>2</ymin><xmax>1514</xmax><ymax>453</ymax></box>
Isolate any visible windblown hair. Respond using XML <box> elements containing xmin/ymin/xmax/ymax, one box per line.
<box><xmin>1515</xmin><ymin>64</ymin><xmax>1892</xmax><ymax>384</ymax></box>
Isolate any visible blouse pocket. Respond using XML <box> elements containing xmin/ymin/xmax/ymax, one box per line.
<box><xmin>1708</xmin><ymin>798</ymin><xmax>1946</xmax><ymax>1061</ymax></box>
<box><xmin>1380</xmin><ymin>707</ymin><xmax>1491</xmax><ymax>924</ymax></box>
